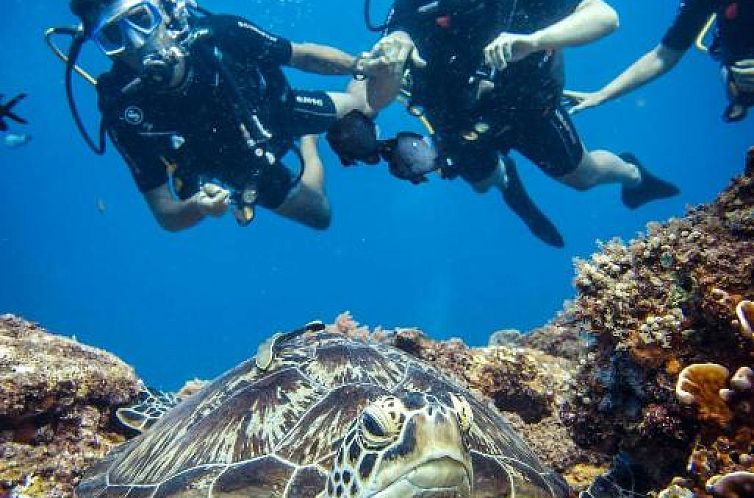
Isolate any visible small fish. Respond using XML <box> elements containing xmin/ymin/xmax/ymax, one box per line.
<box><xmin>96</xmin><ymin>198</ymin><xmax>107</xmax><ymax>215</ymax></box>
<box><xmin>3</xmin><ymin>132</ymin><xmax>31</xmax><ymax>148</ymax></box>
<box><xmin>0</xmin><ymin>93</ymin><xmax>28</xmax><ymax>132</ymax></box>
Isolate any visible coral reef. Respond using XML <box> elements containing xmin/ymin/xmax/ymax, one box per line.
<box><xmin>0</xmin><ymin>315</ymin><xmax>140</xmax><ymax>497</ymax></box>
<box><xmin>559</xmin><ymin>148</ymin><xmax>754</xmax><ymax>493</ymax></box>
<box><xmin>4</xmin><ymin>146</ymin><xmax>754</xmax><ymax>497</ymax></box>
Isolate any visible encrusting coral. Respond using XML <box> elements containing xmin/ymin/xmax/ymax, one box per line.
<box><xmin>0</xmin><ymin>315</ymin><xmax>140</xmax><ymax>497</ymax></box>
<box><xmin>560</xmin><ymin>148</ymin><xmax>754</xmax><ymax>493</ymax></box>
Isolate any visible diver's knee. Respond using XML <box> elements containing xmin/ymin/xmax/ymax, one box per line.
<box><xmin>557</xmin><ymin>168</ymin><xmax>595</xmax><ymax>191</ymax></box>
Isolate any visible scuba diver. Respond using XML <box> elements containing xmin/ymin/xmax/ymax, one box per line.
<box><xmin>329</xmin><ymin>0</ymin><xmax>680</xmax><ymax>247</ymax></box>
<box><xmin>48</xmin><ymin>0</ymin><xmax>398</xmax><ymax>231</ymax></box>
<box><xmin>0</xmin><ymin>94</ymin><xmax>28</xmax><ymax>132</ymax></box>
<box><xmin>567</xmin><ymin>0</ymin><xmax>754</xmax><ymax>123</ymax></box>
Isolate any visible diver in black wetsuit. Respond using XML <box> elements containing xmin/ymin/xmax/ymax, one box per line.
<box><xmin>333</xmin><ymin>0</ymin><xmax>679</xmax><ymax>247</ymax></box>
<box><xmin>62</xmin><ymin>0</ymin><xmax>398</xmax><ymax>231</ymax></box>
<box><xmin>568</xmin><ymin>0</ymin><xmax>754</xmax><ymax>122</ymax></box>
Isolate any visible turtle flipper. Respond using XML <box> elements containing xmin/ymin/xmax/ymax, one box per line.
<box><xmin>115</xmin><ymin>385</ymin><xmax>180</xmax><ymax>434</ymax></box>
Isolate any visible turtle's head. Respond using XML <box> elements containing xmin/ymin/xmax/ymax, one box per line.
<box><xmin>327</xmin><ymin>392</ymin><xmax>474</xmax><ymax>497</ymax></box>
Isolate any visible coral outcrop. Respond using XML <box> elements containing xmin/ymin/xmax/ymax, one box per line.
<box><xmin>558</xmin><ymin>148</ymin><xmax>754</xmax><ymax>493</ymax></box>
<box><xmin>0</xmin><ymin>315</ymin><xmax>140</xmax><ymax>497</ymax></box>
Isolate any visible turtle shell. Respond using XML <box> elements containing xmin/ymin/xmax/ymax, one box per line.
<box><xmin>77</xmin><ymin>331</ymin><xmax>570</xmax><ymax>497</ymax></box>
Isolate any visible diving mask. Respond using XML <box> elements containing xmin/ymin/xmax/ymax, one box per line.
<box><xmin>91</xmin><ymin>0</ymin><xmax>163</xmax><ymax>56</ymax></box>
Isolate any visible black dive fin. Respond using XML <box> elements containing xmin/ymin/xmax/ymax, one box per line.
<box><xmin>619</xmin><ymin>153</ymin><xmax>679</xmax><ymax>209</ymax></box>
<box><xmin>501</xmin><ymin>156</ymin><xmax>565</xmax><ymax>248</ymax></box>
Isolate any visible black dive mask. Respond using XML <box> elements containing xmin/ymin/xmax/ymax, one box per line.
<box><xmin>326</xmin><ymin>110</ymin><xmax>438</xmax><ymax>184</ymax></box>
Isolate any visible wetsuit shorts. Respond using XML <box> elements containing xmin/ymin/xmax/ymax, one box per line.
<box><xmin>242</xmin><ymin>89</ymin><xmax>339</xmax><ymax>210</ymax></box>
<box><xmin>436</xmin><ymin>105</ymin><xmax>584</xmax><ymax>183</ymax></box>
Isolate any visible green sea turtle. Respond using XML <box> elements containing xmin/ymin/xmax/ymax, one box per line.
<box><xmin>77</xmin><ymin>323</ymin><xmax>571</xmax><ymax>497</ymax></box>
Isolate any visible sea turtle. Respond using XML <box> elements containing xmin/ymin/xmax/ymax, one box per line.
<box><xmin>77</xmin><ymin>323</ymin><xmax>571</xmax><ymax>497</ymax></box>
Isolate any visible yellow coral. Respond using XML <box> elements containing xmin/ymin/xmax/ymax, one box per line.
<box><xmin>676</xmin><ymin>363</ymin><xmax>732</xmax><ymax>425</ymax></box>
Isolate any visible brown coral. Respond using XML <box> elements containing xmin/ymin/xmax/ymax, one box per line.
<box><xmin>676</xmin><ymin>363</ymin><xmax>732</xmax><ymax>425</ymax></box>
<box><xmin>0</xmin><ymin>315</ymin><xmax>140</xmax><ymax>497</ymax></box>
<box><xmin>560</xmin><ymin>149</ymin><xmax>754</xmax><ymax>490</ymax></box>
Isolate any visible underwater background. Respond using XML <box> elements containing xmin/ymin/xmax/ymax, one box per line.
<box><xmin>0</xmin><ymin>0</ymin><xmax>751</xmax><ymax>389</ymax></box>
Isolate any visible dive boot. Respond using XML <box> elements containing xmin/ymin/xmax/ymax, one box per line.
<box><xmin>500</xmin><ymin>157</ymin><xmax>565</xmax><ymax>248</ymax></box>
<box><xmin>619</xmin><ymin>153</ymin><xmax>679</xmax><ymax>210</ymax></box>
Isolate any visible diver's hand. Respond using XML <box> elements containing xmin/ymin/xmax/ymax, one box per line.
<box><xmin>356</xmin><ymin>31</ymin><xmax>427</xmax><ymax>79</ymax></box>
<box><xmin>731</xmin><ymin>59</ymin><xmax>754</xmax><ymax>92</ymax></box>
<box><xmin>563</xmin><ymin>90</ymin><xmax>607</xmax><ymax>115</ymax></box>
<box><xmin>484</xmin><ymin>32</ymin><xmax>541</xmax><ymax>71</ymax></box>
<box><xmin>193</xmin><ymin>183</ymin><xmax>230</xmax><ymax>217</ymax></box>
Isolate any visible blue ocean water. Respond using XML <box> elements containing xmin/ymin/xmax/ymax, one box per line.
<box><xmin>0</xmin><ymin>0</ymin><xmax>750</xmax><ymax>389</ymax></box>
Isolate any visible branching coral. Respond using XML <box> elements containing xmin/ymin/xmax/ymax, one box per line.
<box><xmin>676</xmin><ymin>364</ymin><xmax>732</xmax><ymax>425</ymax></box>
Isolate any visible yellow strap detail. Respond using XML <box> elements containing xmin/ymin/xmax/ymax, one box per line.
<box><xmin>44</xmin><ymin>28</ymin><xmax>98</xmax><ymax>86</ymax></box>
<box><xmin>695</xmin><ymin>14</ymin><xmax>717</xmax><ymax>54</ymax></box>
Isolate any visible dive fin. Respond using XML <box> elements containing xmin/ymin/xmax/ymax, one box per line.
<box><xmin>500</xmin><ymin>157</ymin><xmax>565</xmax><ymax>248</ymax></box>
<box><xmin>115</xmin><ymin>385</ymin><xmax>180</xmax><ymax>434</ymax></box>
<box><xmin>619</xmin><ymin>153</ymin><xmax>679</xmax><ymax>210</ymax></box>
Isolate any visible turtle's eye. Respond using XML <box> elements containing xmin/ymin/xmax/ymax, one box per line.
<box><xmin>450</xmin><ymin>393</ymin><xmax>473</xmax><ymax>433</ymax></box>
<box><xmin>360</xmin><ymin>397</ymin><xmax>403</xmax><ymax>449</ymax></box>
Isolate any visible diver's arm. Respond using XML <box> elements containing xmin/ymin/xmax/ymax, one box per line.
<box><xmin>567</xmin><ymin>44</ymin><xmax>685</xmax><ymax>113</ymax></box>
<box><xmin>533</xmin><ymin>0</ymin><xmax>619</xmax><ymax>50</ymax></box>
<box><xmin>485</xmin><ymin>0</ymin><xmax>618</xmax><ymax>69</ymax></box>
<box><xmin>143</xmin><ymin>183</ymin><xmax>230</xmax><ymax>232</ymax></box>
<box><xmin>289</xmin><ymin>43</ymin><xmax>357</xmax><ymax>75</ymax></box>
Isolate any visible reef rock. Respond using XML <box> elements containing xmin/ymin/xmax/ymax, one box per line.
<box><xmin>559</xmin><ymin>148</ymin><xmax>754</xmax><ymax>493</ymax></box>
<box><xmin>0</xmin><ymin>315</ymin><xmax>139</xmax><ymax>497</ymax></box>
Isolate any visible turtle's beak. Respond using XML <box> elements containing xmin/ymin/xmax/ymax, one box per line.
<box><xmin>371</xmin><ymin>455</ymin><xmax>472</xmax><ymax>497</ymax></box>
<box><xmin>406</xmin><ymin>456</ymin><xmax>472</xmax><ymax>495</ymax></box>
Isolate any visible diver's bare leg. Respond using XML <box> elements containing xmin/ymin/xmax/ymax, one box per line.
<box><xmin>274</xmin><ymin>135</ymin><xmax>332</xmax><ymax>229</ymax></box>
<box><xmin>557</xmin><ymin>148</ymin><xmax>640</xmax><ymax>190</ymax></box>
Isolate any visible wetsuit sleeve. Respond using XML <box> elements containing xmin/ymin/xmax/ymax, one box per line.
<box><xmin>661</xmin><ymin>0</ymin><xmax>714</xmax><ymax>51</ymax></box>
<box><xmin>206</xmin><ymin>15</ymin><xmax>293</xmax><ymax>65</ymax></box>
<box><xmin>96</xmin><ymin>83</ymin><xmax>168</xmax><ymax>192</ymax></box>
<box><xmin>383</xmin><ymin>0</ymin><xmax>416</xmax><ymax>34</ymax></box>
<box><xmin>106</xmin><ymin>126</ymin><xmax>169</xmax><ymax>193</ymax></box>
